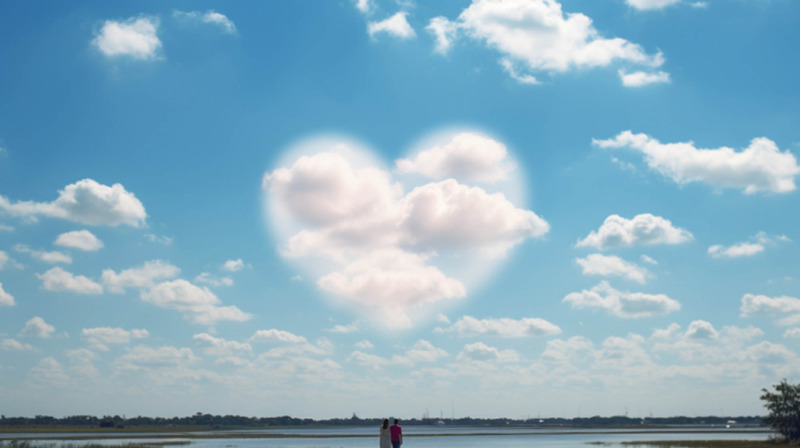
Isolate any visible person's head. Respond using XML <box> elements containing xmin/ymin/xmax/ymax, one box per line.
<box><xmin>382</xmin><ymin>418</ymin><xmax>389</xmax><ymax>429</ymax></box>
<box><xmin>394</xmin><ymin>418</ymin><xmax>399</xmax><ymax>425</ymax></box>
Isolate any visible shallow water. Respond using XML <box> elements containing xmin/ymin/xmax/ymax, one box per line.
<box><xmin>1</xmin><ymin>426</ymin><xmax>772</xmax><ymax>448</ymax></box>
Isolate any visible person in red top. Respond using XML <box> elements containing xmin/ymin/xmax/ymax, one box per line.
<box><xmin>389</xmin><ymin>418</ymin><xmax>402</xmax><ymax>447</ymax></box>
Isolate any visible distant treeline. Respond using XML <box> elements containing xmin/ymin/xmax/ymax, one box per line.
<box><xmin>0</xmin><ymin>413</ymin><xmax>764</xmax><ymax>429</ymax></box>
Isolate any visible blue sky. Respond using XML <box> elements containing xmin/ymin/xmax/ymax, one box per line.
<box><xmin>1</xmin><ymin>0</ymin><xmax>799</xmax><ymax>419</ymax></box>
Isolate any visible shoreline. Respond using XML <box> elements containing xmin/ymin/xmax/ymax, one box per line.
<box><xmin>0</xmin><ymin>428</ymin><xmax>773</xmax><ymax>442</ymax></box>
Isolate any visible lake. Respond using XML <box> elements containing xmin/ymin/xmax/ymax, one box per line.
<box><xmin>1</xmin><ymin>426</ymin><xmax>773</xmax><ymax>448</ymax></box>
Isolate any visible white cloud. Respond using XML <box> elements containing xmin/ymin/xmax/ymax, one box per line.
<box><xmin>28</xmin><ymin>357</ymin><xmax>69</xmax><ymax>387</ymax></box>
<box><xmin>102</xmin><ymin>260</ymin><xmax>180</xmax><ymax>293</ymax></box>
<box><xmin>222</xmin><ymin>259</ymin><xmax>246</xmax><ymax>272</ymax></box>
<box><xmin>317</xmin><ymin>249</ymin><xmax>466</xmax><ymax>329</ymax></box>
<box><xmin>81</xmin><ymin>327</ymin><xmax>149</xmax><ymax>350</ymax></box>
<box><xmin>327</xmin><ymin>323</ymin><xmax>359</xmax><ymax>334</ymax></box>
<box><xmin>174</xmin><ymin>10</ymin><xmax>237</xmax><ymax>34</ymax></box>
<box><xmin>193</xmin><ymin>333</ymin><xmax>252</xmax><ymax>356</ymax></box>
<box><xmin>499</xmin><ymin>58</ymin><xmax>541</xmax><ymax>85</ymax></box>
<box><xmin>368</xmin><ymin>12</ymin><xmax>416</xmax><ymax>39</ymax></box>
<box><xmin>457</xmin><ymin>342</ymin><xmax>520</xmax><ymax>363</ymax></box>
<box><xmin>784</xmin><ymin>328</ymin><xmax>800</xmax><ymax>339</ymax></box>
<box><xmin>709</xmin><ymin>232</ymin><xmax>789</xmax><ymax>259</ymax></box>
<box><xmin>353</xmin><ymin>0</ymin><xmax>375</xmax><ymax>15</ymax></box>
<box><xmin>393</xmin><ymin>339</ymin><xmax>447</xmax><ymax>365</ymax></box>
<box><xmin>575</xmin><ymin>253</ymin><xmax>650</xmax><ymax>284</ymax></box>
<box><xmin>250</xmin><ymin>329</ymin><xmax>308</xmax><ymax>344</ymax></box>
<box><xmin>115</xmin><ymin>345</ymin><xmax>198</xmax><ymax>371</ymax></box>
<box><xmin>347</xmin><ymin>350</ymin><xmax>389</xmax><ymax>369</ymax></box>
<box><xmin>741</xmin><ymin>294</ymin><xmax>800</xmax><ymax>326</ymax></box>
<box><xmin>401</xmin><ymin>180</ymin><xmax>549</xmax><ymax>255</ymax></box>
<box><xmin>19</xmin><ymin>317</ymin><xmax>56</xmax><ymax>339</ymax></box>
<box><xmin>265</xmin><ymin>137</ymin><xmax>545</xmax><ymax>328</ymax></box>
<box><xmin>355</xmin><ymin>339</ymin><xmax>374</xmax><ymax>349</ymax></box>
<box><xmin>439</xmin><ymin>315</ymin><xmax>561</xmax><ymax>337</ymax></box>
<box><xmin>0</xmin><ymin>282</ymin><xmax>14</xmax><ymax>306</ymax></box>
<box><xmin>54</xmin><ymin>230</ymin><xmax>103</xmax><ymax>251</ymax></box>
<box><xmin>626</xmin><ymin>0</ymin><xmax>683</xmax><ymax>11</ymax></box>
<box><xmin>426</xmin><ymin>17</ymin><xmax>458</xmax><ymax>54</ymax></box>
<box><xmin>141</xmin><ymin>279</ymin><xmax>252</xmax><ymax>325</ymax></box>
<box><xmin>0</xmin><ymin>251</ymin><xmax>21</xmax><ymax>271</ymax></box>
<box><xmin>66</xmin><ymin>348</ymin><xmax>99</xmax><ymax>377</ymax></box>
<box><xmin>619</xmin><ymin>69</ymin><xmax>670</xmax><ymax>87</ymax></box>
<box><xmin>436</xmin><ymin>313</ymin><xmax>451</xmax><ymax>324</ymax></box>
<box><xmin>194</xmin><ymin>273</ymin><xmax>234</xmax><ymax>287</ymax></box>
<box><xmin>436</xmin><ymin>0</ymin><xmax>665</xmax><ymax>85</ymax></box>
<box><xmin>640</xmin><ymin>255</ymin><xmax>658</xmax><ymax>265</ymax></box>
<box><xmin>396</xmin><ymin>132</ymin><xmax>516</xmax><ymax>183</ymax></box>
<box><xmin>577</xmin><ymin>213</ymin><xmax>692</xmax><ymax>251</ymax></box>
<box><xmin>0</xmin><ymin>179</ymin><xmax>147</xmax><ymax>226</ymax></box>
<box><xmin>685</xmin><ymin>320</ymin><xmax>719</xmax><ymax>340</ymax></box>
<box><xmin>92</xmin><ymin>17</ymin><xmax>162</xmax><ymax>60</ymax></box>
<box><xmin>37</xmin><ymin>267</ymin><xmax>103</xmax><ymax>294</ymax></box>
<box><xmin>2</xmin><ymin>338</ymin><xmax>33</xmax><ymax>351</ymax></box>
<box><xmin>563</xmin><ymin>281</ymin><xmax>681</xmax><ymax>318</ymax></box>
<box><xmin>14</xmin><ymin>244</ymin><xmax>72</xmax><ymax>264</ymax></box>
<box><xmin>594</xmin><ymin>131</ymin><xmax>800</xmax><ymax>194</ymax></box>
<box><xmin>0</xmin><ymin>223</ymin><xmax>14</xmax><ymax>232</ymax></box>
<box><xmin>144</xmin><ymin>234</ymin><xmax>173</xmax><ymax>245</ymax></box>
<box><xmin>708</xmin><ymin>242</ymin><xmax>764</xmax><ymax>259</ymax></box>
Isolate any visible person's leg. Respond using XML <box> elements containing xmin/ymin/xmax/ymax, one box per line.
<box><xmin>392</xmin><ymin>441</ymin><xmax>401</xmax><ymax>448</ymax></box>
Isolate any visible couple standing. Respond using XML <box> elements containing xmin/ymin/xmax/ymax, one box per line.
<box><xmin>379</xmin><ymin>418</ymin><xmax>402</xmax><ymax>448</ymax></box>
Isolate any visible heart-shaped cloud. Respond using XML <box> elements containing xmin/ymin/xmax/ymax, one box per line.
<box><xmin>262</xmin><ymin>129</ymin><xmax>549</xmax><ymax>329</ymax></box>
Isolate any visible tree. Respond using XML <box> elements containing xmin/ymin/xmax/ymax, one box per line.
<box><xmin>761</xmin><ymin>379</ymin><xmax>800</xmax><ymax>443</ymax></box>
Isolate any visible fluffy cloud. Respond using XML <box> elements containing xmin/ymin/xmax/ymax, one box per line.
<box><xmin>784</xmin><ymin>328</ymin><xmax>800</xmax><ymax>339</ymax></box>
<box><xmin>563</xmin><ymin>281</ymin><xmax>681</xmax><ymax>318</ymax></box>
<box><xmin>0</xmin><ymin>179</ymin><xmax>147</xmax><ymax>226</ymax></box>
<box><xmin>2</xmin><ymin>338</ymin><xmax>33</xmax><ymax>351</ymax></box>
<box><xmin>577</xmin><ymin>213</ymin><xmax>692</xmax><ymax>251</ymax></box>
<box><xmin>173</xmin><ymin>10</ymin><xmax>237</xmax><ymax>34</ymax></box>
<box><xmin>594</xmin><ymin>131</ymin><xmax>800</xmax><ymax>194</ymax></box>
<box><xmin>741</xmin><ymin>294</ymin><xmax>800</xmax><ymax>326</ymax></box>
<box><xmin>353</xmin><ymin>0</ymin><xmax>375</xmax><ymax>15</ymax></box>
<box><xmin>265</xmin><ymin>136</ymin><xmax>546</xmax><ymax>328</ymax></box>
<box><xmin>457</xmin><ymin>342</ymin><xmax>520</xmax><ymax>363</ymax></box>
<box><xmin>431</xmin><ymin>0</ymin><xmax>665</xmax><ymax>85</ymax></box>
<box><xmin>438</xmin><ymin>315</ymin><xmax>561</xmax><ymax>337</ymax></box>
<box><xmin>37</xmin><ymin>267</ymin><xmax>103</xmax><ymax>294</ymax></box>
<box><xmin>685</xmin><ymin>320</ymin><xmax>719</xmax><ymax>340</ymax></box>
<box><xmin>54</xmin><ymin>230</ymin><xmax>103</xmax><ymax>251</ymax></box>
<box><xmin>222</xmin><ymin>259</ymin><xmax>245</xmax><ymax>272</ymax></box>
<box><xmin>427</xmin><ymin>17</ymin><xmax>458</xmax><ymax>54</ymax></box>
<box><xmin>102</xmin><ymin>260</ymin><xmax>180</xmax><ymax>293</ymax></box>
<box><xmin>28</xmin><ymin>357</ymin><xmax>69</xmax><ymax>387</ymax></box>
<box><xmin>14</xmin><ymin>244</ymin><xmax>72</xmax><ymax>264</ymax></box>
<box><xmin>318</xmin><ymin>249</ymin><xmax>466</xmax><ymax>328</ymax></box>
<box><xmin>193</xmin><ymin>333</ymin><xmax>252</xmax><ymax>356</ymax></box>
<box><xmin>401</xmin><ymin>180</ymin><xmax>549</xmax><ymax>255</ymax></box>
<box><xmin>141</xmin><ymin>280</ymin><xmax>251</xmax><ymax>325</ymax></box>
<box><xmin>575</xmin><ymin>253</ymin><xmax>650</xmax><ymax>284</ymax></box>
<box><xmin>368</xmin><ymin>12</ymin><xmax>416</xmax><ymax>39</ymax></box>
<box><xmin>92</xmin><ymin>17</ymin><xmax>162</xmax><ymax>60</ymax></box>
<box><xmin>393</xmin><ymin>340</ymin><xmax>448</xmax><ymax>365</ymax></box>
<box><xmin>250</xmin><ymin>329</ymin><xmax>308</xmax><ymax>344</ymax></box>
<box><xmin>355</xmin><ymin>339</ymin><xmax>374</xmax><ymax>349</ymax></box>
<box><xmin>618</xmin><ymin>69</ymin><xmax>671</xmax><ymax>87</ymax></box>
<box><xmin>396</xmin><ymin>132</ymin><xmax>516</xmax><ymax>183</ymax></box>
<box><xmin>81</xmin><ymin>327</ymin><xmax>149</xmax><ymax>350</ymax></box>
<box><xmin>19</xmin><ymin>317</ymin><xmax>56</xmax><ymax>339</ymax></box>
<box><xmin>194</xmin><ymin>273</ymin><xmax>234</xmax><ymax>287</ymax></box>
<box><xmin>0</xmin><ymin>282</ymin><xmax>14</xmax><ymax>306</ymax></box>
<box><xmin>115</xmin><ymin>345</ymin><xmax>198</xmax><ymax>371</ymax></box>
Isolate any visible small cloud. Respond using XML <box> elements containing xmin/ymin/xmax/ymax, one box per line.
<box><xmin>19</xmin><ymin>317</ymin><xmax>56</xmax><ymax>339</ymax></box>
<box><xmin>576</xmin><ymin>213</ymin><xmax>692</xmax><ymax>251</ymax></box>
<box><xmin>54</xmin><ymin>230</ymin><xmax>103</xmax><ymax>252</ymax></box>
<box><xmin>355</xmin><ymin>339</ymin><xmax>374</xmax><ymax>349</ymax></box>
<box><xmin>440</xmin><ymin>316</ymin><xmax>561</xmax><ymax>338</ymax></box>
<box><xmin>640</xmin><ymin>255</ymin><xmax>658</xmax><ymax>265</ymax></box>
<box><xmin>0</xmin><ymin>223</ymin><xmax>14</xmax><ymax>232</ymax></box>
<box><xmin>222</xmin><ymin>259</ymin><xmax>246</xmax><ymax>272</ymax></box>
<box><xmin>0</xmin><ymin>282</ymin><xmax>15</xmax><ymax>306</ymax></box>
<box><xmin>290</xmin><ymin>275</ymin><xmax>302</xmax><ymax>282</ymax></box>
<box><xmin>15</xmin><ymin>244</ymin><xmax>72</xmax><ymax>264</ymax></box>
<box><xmin>353</xmin><ymin>0</ymin><xmax>375</xmax><ymax>15</ymax></box>
<box><xmin>92</xmin><ymin>16</ymin><xmax>162</xmax><ymax>60</ymax></box>
<box><xmin>37</xmin><ymin>267</ymin><xmax>103</xmax><ymax>294</ymax></box>
<box><xmin>500</xmin><ymin>59</ymin><xmax>540</xmax><ymax>85</ymax></box>
<box><xmin>563</xmin><ymin>281</ymin><xmax>681</xmax><ymax>318</ymax></box>
<box><xmin>173</xmin><ymin>10</ymin><xmax>237</xmax><ymax>35</ymax></box>
<box><xmin>619</xmin><ymin>70</ymin><xmax>671</xmax><ymax>87</ymax></box>
<box><xmin>327</xmin><ymin>323</ymin><xmax>359</xmax><ymax>334</ymax></box>
<box><xmin>436</xmin><ymin>313</ymin><xmax>451</xmax><ymax>325</ymax></box>
<box><xmin>575</xmin><ymin>253</ymin><xmax>651</xmax><ymax>284</ymax></box>
<box><xmin>144</xmin><ymin>233</ymin><xmax>173</xmax><ymax>245</ymax></box>
<box><xmin>2</xmin><ymin>338</ymin><xmax>33</xmax><ymax>351</ymax></box>
<box><xmin>250</xmin><ymin>329</ymin><xmax>307</xmax><ymax>344</ymax></box>
<box><xmin>368</xmin><ymin>12</ymin><xmax>416</xmax><ymax>40</ymax></box>
<box><xmin>194</xmin><ymin>273</ymin><xmax>234</xmax><ymax>287</ymax></box>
